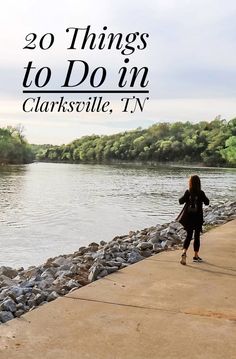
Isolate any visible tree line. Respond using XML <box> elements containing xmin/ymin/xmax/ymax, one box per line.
<box><xmin>34</xmin><ymin>118</ymin><xmax>236</xmax><ymax>167</ymax></box>
<box><xmin>0</xmin><ymin>125</ymin><xmax>34</xmax><ymax>164</ymax></box>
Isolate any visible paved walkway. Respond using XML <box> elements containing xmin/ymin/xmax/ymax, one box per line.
<box><xmin>0</xmin><ymin>220</ymin><xmax>235</xmax><ymax>359</ymax></box>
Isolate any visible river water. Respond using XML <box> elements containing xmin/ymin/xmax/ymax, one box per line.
<box><xmin>0</xmin><ymin>162</ymin><xmax>235</xmax><ymax>268</ymax></box>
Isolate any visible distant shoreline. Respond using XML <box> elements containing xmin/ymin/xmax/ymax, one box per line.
<box><xmin>30</xmin><ymin>160</ymin><xmax>236</xmax><ymax>170</ymax></box>
<box><xmin>1</xmin><ymin>161</ymin><xmax>235</xmax><ymax>172</ymax></box>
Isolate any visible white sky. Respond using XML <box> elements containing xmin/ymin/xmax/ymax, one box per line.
<box><xmin>0</xmin><ymin>0</ymin><xmax>235</xmax><ymax>144</ymax></box>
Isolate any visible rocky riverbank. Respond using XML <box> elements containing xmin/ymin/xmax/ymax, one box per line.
<box><xmin>0</xmin><ymin>201</ymin><xmax>235</xmax><ymax>324</ymax></box>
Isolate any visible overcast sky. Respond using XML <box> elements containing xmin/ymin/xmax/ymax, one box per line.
<box><xmin>0</xmin><ymin>0</ymin><xmax>235</xmax><ymax>144</ymax></box>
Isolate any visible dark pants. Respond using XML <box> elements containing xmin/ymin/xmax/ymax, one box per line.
<box><xmin>183</xmin><ymin>228</ymin><xmax>201</xmax><ymax>252</ymax></box>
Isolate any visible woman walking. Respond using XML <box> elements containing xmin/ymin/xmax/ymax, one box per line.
<box><xmin>177</xmin><ymin>175</ymin><xmax>209</xmax><ymax>265</ymax></box>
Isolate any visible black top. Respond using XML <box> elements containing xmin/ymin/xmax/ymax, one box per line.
<box><xmin>178</xmin><ymin>190</ymin><xmax>210</xmax><ymax>230</ymax></box>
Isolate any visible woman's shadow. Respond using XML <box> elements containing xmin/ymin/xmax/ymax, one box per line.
<box><xmin>187</xmin><ymin>260</ymin><xmax>236</xmax><ymax>277</ymax></box>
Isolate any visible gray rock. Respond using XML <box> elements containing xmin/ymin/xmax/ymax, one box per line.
<box><xmin>109</xmin><ymin>245</ymin><xmax>120</xmax><ymax>253</ymax></box>
<box><xmin>123</xmin><ymin>237</ymin><xmax>133</xmax><ymax>243</ymax></box>
<box><xmin>0</xmin><ymin>311</ymin><xmax>14</xmax><ymax>323</ymax></box>
<box><xmin>41</xmin><ymin>268</ymin><xmax>56</xmax><ymax>279</ymax></box>
<box><xmin>23</xmin><ymin>287</ymin><xmax>33</xmax><ymax>295</ymax></box>
<box><xmin>72</xmin><ymin>256</ymin><xmax>82</xmax><ymax>263</ymax></box>
<box><xmin>0</xmin><ymin>288</ymin><xmax>8</xmax><ymax>300</ymax></box>
<box><xmin>120</xmin><ymin>263</ymin><xmax>130</xmax><ymax>269</ymax></box>
<box><xmin>137</xmin><ymin>242</ymin><xmax>153</xmax><ymax>250</ymax></box>
<box><xmin>160</xmin><ymin>240</ymin><xmax>172</xmax><ymax>249</ymax></box>
<box><xmin>129</xmin><ymin>231</ymin><xmax>136</xmax><ymax>237</ymax></box>
<box><xmin>98</xmin><ymin>269</ymin><xmax>108</xmax><ymax>277</ymax></box>
<box><xmin>15</xmin><ymin>309</ymin><xmax>25</xmax><ymax>317</ymax></box>
<box><xmin>141</xmin><ymin>249</ymin><xmax>152</xmax><ymax>257</ymax></box>
<box><xmin>169</xmin><ymin>222</ymin><xmax>182</xmax><ymax>230</ymax></box>
<box><xmin>6</xmin><ymin>286</ymin><xmax>24</xmax><ymax>300</ymax></box>
<box><xmin>127</xmin><ymin>250</ymin><xmax>144</xmax><ymax>264</ymax></box>
<box><xmin>32</xmin><ymin>287</ymin><xmax>43</xmax><ymax>295</ymax></box>
<box><xmin>83</xmin><ymin>254</ymin><xmax>94</xmax><ymax>261</ymax></box>
<box><xmin>16</xmin><ymin>303</ymin><xmax>25</xmax><ymax>310</ymax></box>
<box><xmin>89</xmin><ymin>243</ymin><xmax>99</xmax><ymax>252</ymax></box>
<box><xmin>100</xmin><ymin>240</ymin><xmax>107</xmax><ymax>246</ymax></box>
<box><xmin>27</xmin><ymin>295</ymin><xmax>36</xmax><ymax>308</ymax></box>
<box><xmin>67</xmin><ymin>279</ymin><xmax>81</xmax><ymax>290</ymax></box>
<box><xmin>52</xmin><ymin>277</ymin><xmax>67</xmax><ymax>287</ymax></box>
<box><xmin>78</xmin><ymin>246</ymin><xmax>88</xmax><ymax>255</ymax></box>
<box><xmin>24</xmin><ymin>267</ymin><xmax>42</xmax><ymax>279</ymax></box>
<box><xmin>1</xmin><ymin>298</ymin><xmax>17</xmax><ymax>313</ymax></box>
<box><xmin>47</xmin><ymin>291</ymin><xmax>59</xmax><ymax>302</ymax></box>
<box><xmin>115</xmin><ymin>257</ymin><xmax>126</xmax><ymax>263</ymax></box>
<box><xmin>153</xmin><ymin>243</ymin><xmax>162</xmax><ymax>252</ymax></box>
<box><xmin>160</xmin><ymin>228</ymin><xmax>170</xmax><ymax>237</ymax></box>
<box><xmin>106</xmin><ymin>261</ymin><xmax>122</xmax><ymax>268</ymax></box>
<box><xmin>55</xmin><ymin>270</ymin><xmax>72</xmax><ymax>279</ymax></box>
<box><xmin>170</xmin><ymin>235</ymin><xmax>182</xmax><ymax>245</ymax></box>
<box><xmin>89</xmin><ymin>242</ymin><xmax>99</xmax><ymax>247</ymax></box>
<box><xmin>22</xmin><ymin>277</ymin><xmax>39</xmax><ymax>288</ymax></box>
<box><xmin>24</xmin><ymin>292</ymin><xmax>33</xmax><ymax>300</ymax></box>
<box><xmin>69</xmin><ymin>264</ymin><xmax>78</xmax><ymax>274</ymax></box>
<box><xmin>0</xmin><ymin>275</ymin><xmax>17</xmax><ymax>287</ymax></box>
<box><xmin>34</xmin><ymin>293</ymin><xmax>46</xmax><ymax>305</ymax></box>
<box><xmin>93</xmin><ymin>249</ymin><xmax>105</xmax><ymax>260</ymax></box>
<box><xmin>104</xmin><ymin>254</ymin><xmax>112</xmax><ymax>261</ymax></box>
<box><xmin>91</xmin><ymin>252</ymin><xmax>101</xmax><ymax>260</ymax></box>
<box><xmin>105</xmin><ymin>266</ymin><xmax>119</xmax><ymax>274</ymax></box>
<box><xmin>37</xmin><ymin>279</ymin><xmax>52</xmax><ymax>290</ymax></box>
<box><xmin>204</xmin><ymin>213</ymin><xmax>217</xmax><ymax>223</ymax></box>
<box><xmin>59</xmin><ymin>264</ymin><xmax>71</xmax><ymax>271</ymax></box>
<box><xmin>148</xmin><ymin>236</ymin><xmax>160</xmax><ymax>244</ymax></box>
<box><xmin>88</xmin><ymin>264</ymin><xmax>102</xmax><ymax>282</ymax></box>
<box><xmin>0</xmin><ymin>266</ymin><xmax>18</xmax><ymax>279</ymax></box>
<box><xmin>52</xmin><ymin>256</ymin><xmax>68</xmax><ymax>267</ymax></box>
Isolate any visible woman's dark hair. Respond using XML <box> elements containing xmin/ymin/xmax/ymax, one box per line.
<box><xmin>189</xmin><ymin>175</ymin><xmax>201</xmax><ymax>194</ymax></box>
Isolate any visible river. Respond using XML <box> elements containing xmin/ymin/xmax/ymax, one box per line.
<box><xmin>0</xmin><ymin>162</ymin><xmax>235</xmax><ymax>268</ymax></box>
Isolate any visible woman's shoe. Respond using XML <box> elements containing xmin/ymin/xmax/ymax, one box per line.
<box><xmin>180</xmin><ymin>253</ymin><xmax>186</xmax><ymax>265</ymax></box>
<box><xmin>193</xmin><ymin>256</ymin><xmax>203</xmax><ymax>262</ymax></box>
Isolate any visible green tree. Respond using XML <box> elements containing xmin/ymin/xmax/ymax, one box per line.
<box><xmin>0</xmin><ymin>125</ymin><xmax>34</xmax><ymax>164</ymax></box>
<box><xmin>220</xmin><ymin>136</ymin><xmax>236</xmax><ymax>165</ymax></box>
<box><xmin>32</xmin><ymin>118</ymin><xmax>236</xmax><ymax>167</ymax></box>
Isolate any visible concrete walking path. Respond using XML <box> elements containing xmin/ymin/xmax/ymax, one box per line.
<box><xmin>0</xmin><ymin>219</ymin><xmax>235</xmax><ymax>359</ymax></box>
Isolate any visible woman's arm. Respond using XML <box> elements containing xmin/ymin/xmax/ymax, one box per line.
<box><xmin>202</xmin><ymin>191</ymin><xmax>210</xmax><ymax>205</ymax></box>
<box><xmin>179</xmin><ymin>190</ymin><xmax>189</xmax><ymax>204</ymax></box>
